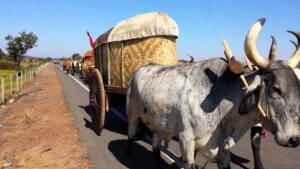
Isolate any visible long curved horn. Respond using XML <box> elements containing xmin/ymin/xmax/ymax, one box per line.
<box><xmin>269</xmin><ymin>36</ymin><xmax>277</xmax><ymax>61</ymax></box>
<box><xmin>286</xmin><ymin>30</ymin><xmax>300</xmax><ymax>68</ymax></box>
<box><xmin>244</xmin><ymin>18</ymin><xmax>269</xmax><ymax>69</ymax></box>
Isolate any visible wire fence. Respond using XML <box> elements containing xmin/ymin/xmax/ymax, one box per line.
<box><xmin>0</xmin><ymin>63</ymin><xmax>50</xmax><ymax>105</ymax></box>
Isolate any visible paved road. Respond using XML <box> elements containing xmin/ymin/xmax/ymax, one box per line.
<box><xmin>55</xmin><ymin>64</ymin><xmax>300</xmax><ymax>169</ymax></box>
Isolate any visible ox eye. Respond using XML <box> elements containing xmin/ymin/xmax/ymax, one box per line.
<box><xmin>271</xmin><ymin>85</ymin><xmax>282</xmax><ymax>98</ymax></box>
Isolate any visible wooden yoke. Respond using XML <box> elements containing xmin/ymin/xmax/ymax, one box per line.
<box><xmin>244</xmin><ymin>56</ymin><xmax>253</xmax><ymax>71</ymax></box>
<box><xmin>242</xmin><ymin>58</ymin><xmax>267</xmax><ymax>117</ymax></box>
<box><xmin>222</xmin><ymin>40</ymin><xmax>244</xmax><ymax>75</ymax></box>
<box><xmin>222</xmin><ymin>39</ymin><xmax>267</xmax><ymax>117</ymax></box>
<box><xmin>244</xmin><ymin>56</ymin><xmax>259</xmax><ymax>71</ymax></box>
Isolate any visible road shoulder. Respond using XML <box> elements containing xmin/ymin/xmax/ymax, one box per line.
<box><xmin>0</xmin><ymin>64</ymin><xmax>90</xmax><ymax>169</ymax></box>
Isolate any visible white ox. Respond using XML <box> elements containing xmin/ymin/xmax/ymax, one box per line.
<box><xmin>126</xmin><ymin>18</ymin><xmax>300</xmax><ymax>169</ymax></box>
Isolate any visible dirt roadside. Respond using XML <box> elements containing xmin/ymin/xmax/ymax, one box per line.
<box><xmin>0</xmin><ymin>64</ymin><xmax>90</xmax><ymax>169</ymax></box>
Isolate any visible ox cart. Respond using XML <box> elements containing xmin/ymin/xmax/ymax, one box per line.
<box><xmin>63</xmin><ymin>58</ymin><xmax>72</xmax><ymax>74</ymax></box>
<box><xmin>81</xmin><ymin>50</ymin><xmax>95</xmax><ymax>82</ymax></box>
<box><xmin>89</xmin><ymin>12</ymin><xmax>179</xmax><ymax>134</ymax></box>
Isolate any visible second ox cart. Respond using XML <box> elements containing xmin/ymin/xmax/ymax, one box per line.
<box><xmin>89</xmin><ymin>12</ymin><xmax>181</xmax><ymax>134</ymax></box>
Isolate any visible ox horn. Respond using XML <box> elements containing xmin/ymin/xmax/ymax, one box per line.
<box><xmin>269</xmin><ymin>36</ymin><xmax>277</xmax><ymax>61</ymax></box>
<box><xmin>244</xmin><ymin>18</ymin><xmax>269</xmax><ymax>69</ymax></box>
<box><xmin>290</xmin><ymin>40</ymin><xmax>297</xmax><ymax>48</ymax></box>
<box><xmin>187</xmin><ymin>53</ymin><xmax>194</xmax><ymax>62</ymax></box>
<box><xmin>286</xmin><ymin>30</ymin><xmax>300</xmax><ymax>68</ymax></box>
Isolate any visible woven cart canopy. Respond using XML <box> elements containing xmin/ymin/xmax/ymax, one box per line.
<box><xmin>95</xmin><ymin>12</ymin><xmax>179</xmax><ymax>46</ymax></box>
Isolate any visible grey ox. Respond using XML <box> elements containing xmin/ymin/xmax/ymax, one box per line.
<box><xmin>126</xmin><ymin>18</ymin><xmax>300</xmax><ymax>169</ymax></box>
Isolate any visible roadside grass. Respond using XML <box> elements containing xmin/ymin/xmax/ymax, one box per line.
<box><xmin>0</xmin><ymin>60</ymin><xmax>44</xmax><ymax>101</ymax></box>
<box><xmin>0</xmin><ymin>70</ymin><xmax>17</xmax><ymax>99</ymax></box>
<box><xmin>0</xmin><ymin>60</ymin><xmax>45</xmax><ymax>70</ymax></box>
<box><xmin>0</xmin><ymin>69</ymin><xmax>16</xmax><ymax>77</ymax></box>
<box><xmin>0</xmin><ymin>69</ymin><xmax>34</xmax><ymax>99</ymax></box>
<box><xmin>22</xmin><ymin>107</ymin><xmax>36</xmax><ymax>127</ymax></box>
<box><xmin>0</xmin><ymin>60</ymin><xmax>15</xmax><ymax>69</ymax></box>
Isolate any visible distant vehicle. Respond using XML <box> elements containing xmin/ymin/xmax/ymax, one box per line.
<box><xmin>53</xmin><ymin>60</ymin><xmax>60</xmax><ymax>64</ymax></box>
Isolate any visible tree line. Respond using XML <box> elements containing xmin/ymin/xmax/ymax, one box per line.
<box><xmin>0</xmin><ymin>31</ymin><xmax>85</xmax><ymax>70</ymax></box>
<box><xmin>0</xmin><ymin>31</ymin><xmax>38</xmax><ymax>70</ymax></box>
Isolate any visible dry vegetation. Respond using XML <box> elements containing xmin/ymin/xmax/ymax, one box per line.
<box><xmin>0</xmin><ymin>64</ymin><xmax>90</xmax><ymax>169</ymax></box>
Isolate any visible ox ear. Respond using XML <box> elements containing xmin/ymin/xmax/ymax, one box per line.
<box><xmin>239</xmin><ymin>76</ymin><xmax>262</xmax><ymax>115</ymax></box>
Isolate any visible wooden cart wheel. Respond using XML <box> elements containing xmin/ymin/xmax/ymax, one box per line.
<box><xmin>89</xmin><ymin>69</ymin><xmax>106</xmax><ymax>135</ymax></box>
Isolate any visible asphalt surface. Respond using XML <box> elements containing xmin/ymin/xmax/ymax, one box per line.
<box><xmin>55</xmin><ymin>64</ymin><xmax>300</xmax><ymax>169</ymax></box>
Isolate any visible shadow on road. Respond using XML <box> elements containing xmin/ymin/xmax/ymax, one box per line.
<box><xmin>78</xmin><ymin>103</ymin><xmax>251</xmax><ymax>169</ymax></box>
<box><xmin>78</xmin><ymin>105</ymin><xmax>100</xmax><ymax>135</ymax></box>
<box><xmin>79</xmin><ymin>105</ymin><xmax>128</xmax><ymax>136</ymax></box>
<box><xmin>109</xmin><ymin>139</ymin><xmax>179</xmax><ymax>169</ymax></box>
<box><xmin>230</xmin><ymin>152</ymin><xmax>250</xmax><ymax>169</ymax></box>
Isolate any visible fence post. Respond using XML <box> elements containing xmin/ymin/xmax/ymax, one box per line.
<box><xmin>21</xmin><ymin>71</ymin><xmax>23</xmax><ymax>88</ymax></box>
<box><xmin>24</xmin><ymin>70</ymin><xmax>26</xmax><ymax>84</ymax></box>
<box><xmin>16</xmin><ymin>72</ymin><xmax>19</xmax><ymax>93</ymax></box>
<box><xmin>1</xmin><ymin>77</ymin><xmax>4</xmax><ymax>104</ymax></box>
<box><xmin>10</xmin><ymin>74</ymin><xmax>12</xmax><ymax>96</ymax></box>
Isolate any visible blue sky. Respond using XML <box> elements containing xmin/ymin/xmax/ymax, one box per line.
<box><xmin>0</xmin><ymin>0</ymin><xmax>300</xmax><ymax>61</ymax></box>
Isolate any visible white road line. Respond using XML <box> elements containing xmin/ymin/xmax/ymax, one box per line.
<box><xmin>57</xmin><ymin>66</ymin><xmax>183</xmax><ymax>167</ymax></box>
<box><xmin>68</xmin><ymin>74</ymin><xmax>90</xmax><ymax>92</ymax></box>
<box><xmin>57</xmin><ymin>65</ymin><xmax>63</xmax><ymax>71</ymax></box>
<box><xmin>56</xmin><ymin>65</ymin><xmax>90</xmax><ymax>91</ymax></box>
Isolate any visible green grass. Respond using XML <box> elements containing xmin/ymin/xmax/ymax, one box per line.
<box><xmin>0</xmin><ymin>69</ymin><xmax>16</xmax><ymax>76</ymax></box>
<box><xmin>0</xmin><ymin>60</ymin><xmax>45</xmax><ymax>103</ymax></box>
<box><xmin>0</xmin><ymin>60</ymin><xmax>45</xmax><ymax>70</ymax></box>
<box><xmin>0</xmin><ymin>69</ymin><xmax>34</xmax><ymax>102</ymax></box>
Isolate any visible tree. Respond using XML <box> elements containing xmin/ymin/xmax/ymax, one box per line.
<box><xmin>0</xmin><ymin>48</ymin><xmax>5</xmax><ymax>59</ymax></box>
<box><xmin>5</xmin><ymin>31</ymin><xmax>38</xmax><ymax>70</ymax></box>
<box><xmin>46</xmin><ymin>57</ymin><xmax>52</xmax><ymax>62</ymax></box>
<box><xmin>72</xmin><ymin>53</ymin><xmax>80</xmax><ymax>61</ymax></box>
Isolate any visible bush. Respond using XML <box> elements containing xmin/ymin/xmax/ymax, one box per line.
<box><xmin>0</xmin><ymin>59</ymin><xmax>45</xmax><ymax>70</ymax></box>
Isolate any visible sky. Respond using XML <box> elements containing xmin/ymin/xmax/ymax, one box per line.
<box><xmin>0</xmin><ymin>0</ymin><xmax>300</xmax><ymax>61</ymax></box>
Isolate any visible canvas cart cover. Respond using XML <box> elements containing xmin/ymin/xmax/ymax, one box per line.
<box><xmin>95</xmin><ymin>12</ymin><xmax>179</xmax><ymax>45</ymax></box>
<box><xmin>94</xmin><ymin>12</ymin><xmax>179</xmax><ymax>90</ymax></box>
<box><xmin>108</xmin><ymin>12</ymin><xmax>179</xmax><ymax>42</ymax></box>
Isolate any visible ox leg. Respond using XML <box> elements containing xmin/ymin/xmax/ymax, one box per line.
<box><xmin>251</xmin><ymin>126</ymin><xmax>264</xmax><ymax>169</ymax></box>
<box><xmin>126</xmin><ymin>116</ymin><xmax>139</xmax><ymax>161</ymax></box>
<box><xmin>178</xmin><ymin>134</ymin><xmax>196</xmax><ymax>169</ymax></box>
<box><xmin>152</xmin><ymin>134</ymin><xmax>163</xmax><ymax>169</ymax></box>
<box><xmin>216</xmin><ymin>150</ymin><xmax>231</xmax><ymax>169</ymax></box>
